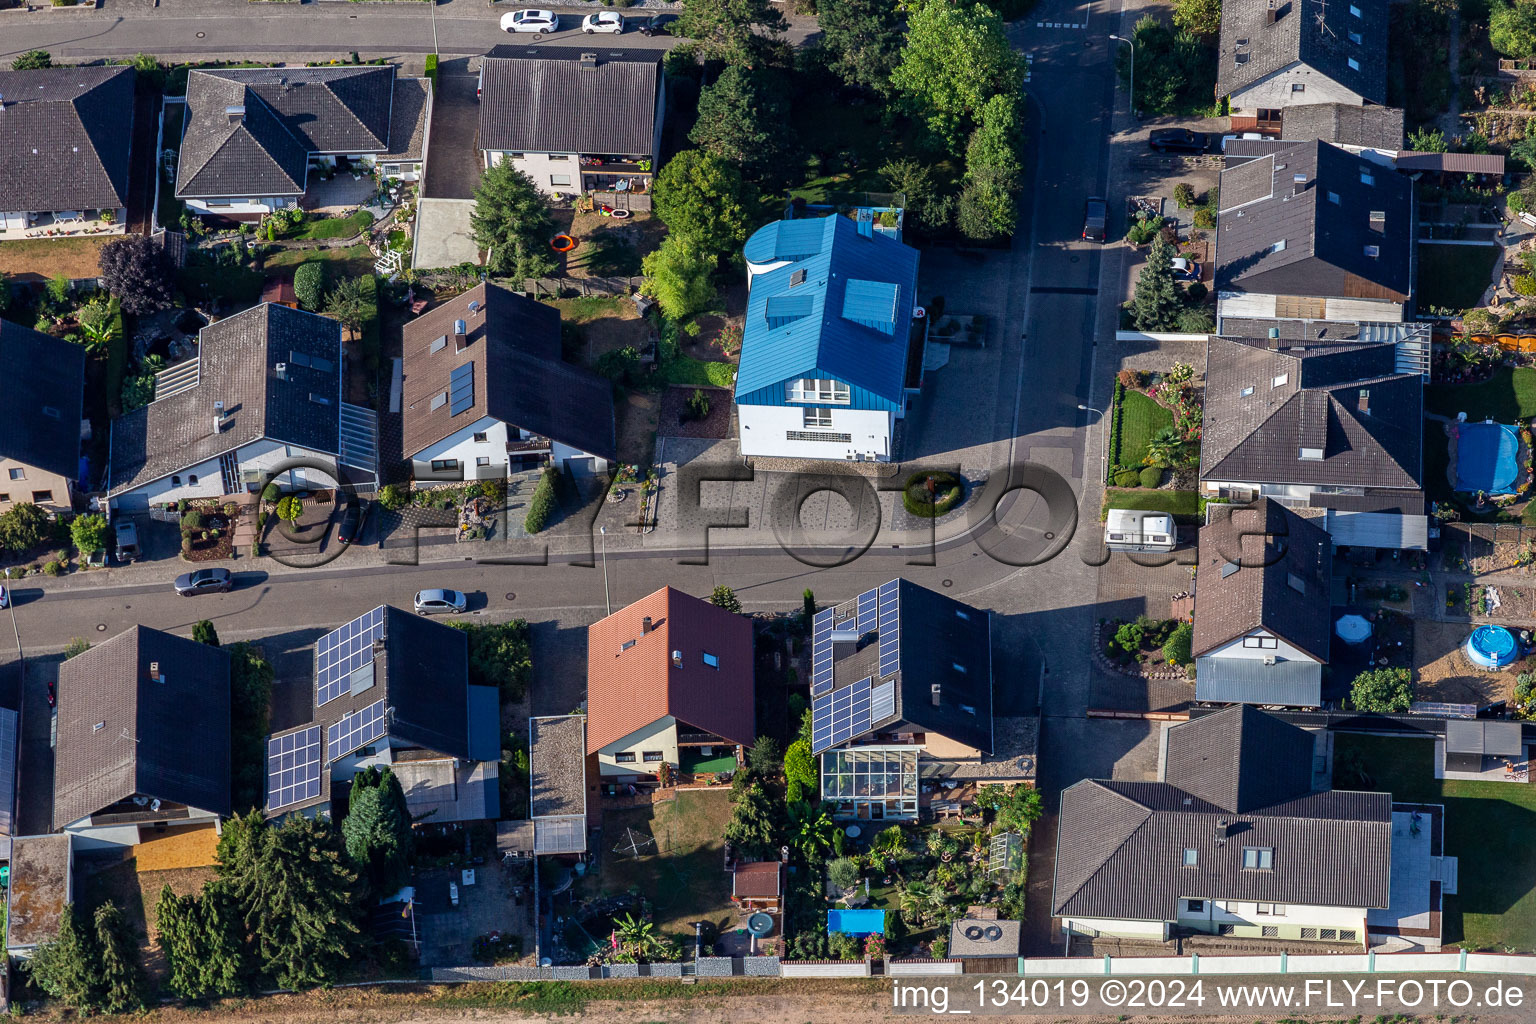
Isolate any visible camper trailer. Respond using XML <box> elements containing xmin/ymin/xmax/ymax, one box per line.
<box><xmin>1104</xmin><ymin>509</ymin><xmax>1176</xmax><ymax>553</ymax></box>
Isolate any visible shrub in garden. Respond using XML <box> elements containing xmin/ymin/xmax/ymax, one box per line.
<box><xmin>275</xmin><ymin>496</ymin><xmax>303</xmax><ymax>522</ymax></box>
<box><xmin>262</xmin><ymin>483</ymin><xmax>281</xmax><ymax>502</ymax></box>
<box><xmin>1138</xmin><ymin>466</ymin><xmax>1164</xmax><ymax>488</ymax></box>
<box><xmin>1172</xmin><ymin>183</ymin><xmax>1196</xmax><ymax>208</ymax></box>
<box><xmin>523</xmin><ymin>469</ymin><xmax>558</xmax><ymax>534</ymax></box>
<box><xmin>378</xmin><ymin>483</ymin><xmax>409</xmax><ymax>511</ymax></box>
<box><xmin>1112</xmin><ymin>468</ymin><xmax>1141</xmax><ymax>487</ymax></box>
<box><xmin>1112</xmin><ymin>621</ymin><xmax>1144</xmax><ymax>655</ymax></box>
<box><xmin>293</xmin><ymin>262</ymin><xmax>326</xmax><ymax>311</ymax></box>
<box><xmin>42</xmin><ymin>560</ymin><xmax>63</xmax><ymax>577</ymax></box>
<box><xmin>1162</xmin><ymin>621</ymin><xmax>1193</xmax><ymax>667</ymax></box>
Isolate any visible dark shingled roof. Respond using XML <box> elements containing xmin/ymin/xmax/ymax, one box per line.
<box><xmin>0</xmin><ymin>67</ymin><xmax>135</xmax><ymax>212</ymax></box>
<box><xmin>177</xmin><ymin>66</ymin><xmax>398</xmax><ymax>199</ymax></box>
<box><xmin>479</xmin><ymin>47</ymin><xmax>661</xmax><ymax>156</ymax></box>
<box><xmin>1217</xmin><ymin>0</ymin><xmax>1387</xmax><ymax>104</ymax></box>
<box><xmin>1052</xmin><ymin>707</ymin><xmax>1392</xmax><ymax>921</ymax></box>
<box><xmin>54</xmin><ymin>625</ymin><xmax>231</xmax><ymax>830</ymax></box>
<box><xmin>1216</xmin><ymin>140</ymin><xmax>1412</xmax><ymax>302</ymax></box>
<box><xmin>108</xmin><ymin>304</ymin><xmax>342</xmax><ymax>496</ymax></box>
<box><xmin>1281</xmin><ymin>103</ymin><xmax>1405</xmax><ymax>149</ymax></box>
<box><xmin>1201</xmin><ymin>334</ymin><xmax>1423</xmax><ymax>492</ymax></box>
<box><xmin>1194</xmin><ymin>499</ymin><xmax>1334</xmax><ymax>662</ymax></box>
<box><xmin>401</xmin><ymin>283</ymin><xmax>616</xmax><ymax>462</ymax></box>
<box><xmin>0</xmin><ymin>320</ymin><xmax>85</xmax><ymax>480</ymax></box>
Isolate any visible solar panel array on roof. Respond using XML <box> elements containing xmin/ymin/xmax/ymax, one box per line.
<box><xmin>448</xmin><ymin>362</ymin><xmax>474</xmax><ymax>416</ymax></box>
<box><xmin>811</xmin><ymin>675</ymin><xmax>873</xmax><ymax>754</ymax></box>
<box><xmin>877</xmin><ymin>580</ymin><xmax>900</xmax><ymax>677</ymax></box>
<box><xmin>316</xmin><ymin>606</ymin><xmax>385</xmax><ymax>706</ymax></box>
<box><xmin>0</xmin><ymin>708</ymin><xmax>17</xmax><ymax>835</ymax></box>
<box><xmin>327</xmin><ymin>698</ymin><xmax>388</xmax><ymax>761</ymax></box>
<box><xmin>856</xmin><ymin>588</ymin><xmax>878</xmax><ymax>635</ymax></box>
<box><xmin>266</xmin><ymin>726</ymin><xmax>322</xmax><ymax>810</ymax></box>
<box><xmin>811</xmin><ymin>608</ymin><xmax>835</xmax><ymax>696</ymax></box>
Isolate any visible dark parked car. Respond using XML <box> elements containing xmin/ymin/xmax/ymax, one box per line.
<box><xmin>1083</xmin><ymin>197</ymin><xmax>1107</xmax><ymax>242</ymax></box>
<box><xmin>174</xmin><ymin>567</ymin><xmax>233</xmax><ymax>597</ymax></box>
<box><xmin>1147</xmin><ymin>128</ymin><xmax>1211</xmax><ymax>154</ymax></box>
<box><xmin>337</xmin><ymin>500</ymin><xmax>371</xmax><ymax>546</ymax></box>
<box><xmin>636</xmin><ymin>13</ymin><xmax>674</xmax><ymax>35</ymax></box>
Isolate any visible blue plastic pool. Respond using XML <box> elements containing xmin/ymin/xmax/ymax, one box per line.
<box><xmin>1456</xmin><ymin>422</ymin><xmax>1521</xmax><ymax>494</ymax></box>
<box><xmin>827</xmin><ymin>909</ymin><xmax>886</xmax><ymax>936</ymax></box>
<box><xmin>1467</xmin><ymin>624</ymin><xmax>1519</xmax><ymax>669</ymax></box>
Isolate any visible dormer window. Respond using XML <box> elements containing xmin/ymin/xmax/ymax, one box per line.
<box><xmin>786</xmin><ymin>379</ymin><xmax>851</xmax><ymax>404</ymax></box>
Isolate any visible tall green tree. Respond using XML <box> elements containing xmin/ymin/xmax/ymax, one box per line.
<box><xmin>69</xmin><ymin>513</ymin><xmax>110</xmax><ymax>554</ymax></box>
<box><xmin>157</xmin><ymin>885</ymin><xmax>251</xmax><ymax>1000</ymax></box>
<box><xmin>228</xmin><ymin>644</ymin><xmax>274</xmax><ymax>812</ymax></box>
<box><xmin>689</xmin><ymin>66</ymin><xmax>791</xmax><ymax>181</ymax></box>
<box><xmin>784</xmin><ymin>739</ymin><xmax>817</xmax><ymax>797</ymax></box>
<box><xmin>1172</xmin><ymin>0</ymin><xmax>1222</xmax><ymax>35</ymax></box>
<box><xmin>674</xmin><ymin>0</ymin><xmax>787</xmax><ymax>65</ymax></box>
<box><xmin>819</xmin><ymin>0</ymin><xmax>905</xmax><ymax>94</ymax></box>
<box><xmin>1350</xmin><ymin>667</ymin><xmax>1414</xmax><ymax>713</ymax></box>
<box><xmin>471</xmin><ymin>162</ymin><xmax>557</xmax><ymax>282</ymax></box>
<box><xmin>93</xmin><ymin>901</ymin><xmax>148</xmax><ymax>1014</ymax></box>
<box><xmin>98</xmin><ymin>235</ymin><xmax>175</xmax><ymax>315</ymax></box>
<box><xmin>25</xmin><ymin>904</ymin><xmax>98</xmax><ymax>1010</ymax></box>
<box><xmin>192</xmin><ymin>619</ymin><xmax>221</xmax><ymax>647</ymax></box>
<box><xmin>342</xmin><ymin>766</ymin><xmax>414</xmax><ymax>895</ymax></box>
<box><xmin>219</xmin><ymin>813</ymin><xmax>360</xmax><ymax>989</ymax></box>
<box><xmin>959</xmin><ymin>93</ymin><xmax>1025</xmax><ymax>240</ymax></box>
<box><xmin>891</xmin><ymin>0</ymin><xmax>1022</xmax><ymax>148</ymax></box>
<box><xmin>723</xmin><ymin>782</ymin><xmax>781</xmax><ymax>857</ymax></box>
<box><xmin>642</xmin><ymin>235</ymin><xmax>716</xmax><ymax>321</ymax></box>
<box><xmin>652</xmin><ymin>150</ymin><xmax>755</xmax><ymax>259</ymax></box>
<box><xmin>323</xmin><ymin>275</ymin><xmax>373</xmax><ymax>335</ymax></box>
<box><xmin>747</xmin><ymin>734</ymin><xmax>781</xmax><ymax>777</ymax></box>
<box><xmin>879</xmin><ymin>159</ymin><xmax>956</xmax><ymax>236</ymax></box>
<box><xmin>1129</xmin><ymin>235</ymin><xmax>1182</xmax><ymax>331</ymax></box>
<box><xmin>1493</xmin><ymin>0</ymin><xmax>1536</xmax><ymax>57</ymax></box>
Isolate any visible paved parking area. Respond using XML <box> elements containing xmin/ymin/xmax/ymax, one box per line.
<box><xmin>413</xmin><ymin>199</ymin><xmax>480</xmax><ymax>270</ymax></box>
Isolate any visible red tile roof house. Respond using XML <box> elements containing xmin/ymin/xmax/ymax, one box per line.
<box><xmin>587</xmin><ymin>587</ymin><xmax>754</xmax><ymax>782</ymax></box>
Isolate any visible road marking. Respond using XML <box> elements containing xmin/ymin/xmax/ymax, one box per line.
<box><xmin>1036</xmin><ymin>21</ymin><xmax>1085</xmax><ymax>27</ymax></box>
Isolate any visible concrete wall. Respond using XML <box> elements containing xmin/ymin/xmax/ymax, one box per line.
<box><xmin>598</xmin><ymin>715</ymin><xmax>677</xmax><ymax>776</ymax></box>
<box><xmin>780</xmin><ymin>960</ymin><xmax>872</xmax><ymax>977</ymax></box>
<box><xmin>738</xmin><ymin>403</ymin><xmax>894</xmax><ymax>462</ymax></box>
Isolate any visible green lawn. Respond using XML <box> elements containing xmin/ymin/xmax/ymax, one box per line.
<box><xmin>264</xmin><ymin>244</ymin><xmax>376</xmax><ymax>278</ymax></box>
<box><xmin>547</xmin><ymin>295</ymin><xmax>628</xmax><ymax>324</ymax></box>
<box><xmin>1333</xmin><ymin>733</ymin><xmax>1536</xmax><ymax>951</ymax></box>
<box><xmin>1102</xmin><ymin>487</ymin><xmax>1200</xmax><ymax>520</ymax></box>
<box><xmin>1417</xmin><ymin>243</ymin><xmax>1500</xmax><ymax>312</ymax></box>
<box><xmin>1425</xmin><ymin>366</ymin><xmax>1536</xmax><ymax>422</ymax></box>
<box><xmin>1114</xmin><ymin>390</ymin><xmax>1174</xmax><ymax>468</ymax></box>
<box><xmin>656</xmin><ymin>355</ymin><xmax>735</xmax><ymax>389</ymax></box>
<box><xmin>597</xmin><ymin>790</ymin><xmax>736</xmax><ymax>941</ymax></box>
<box><xmin>287</xmin><ymin>210</ymin><xmax>373</xmax><ymax>241</ymax></box>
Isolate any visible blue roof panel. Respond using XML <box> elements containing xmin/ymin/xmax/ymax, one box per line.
<box><xmin>735</xmin><ymin>215</ymin><xmax>921</xmax><ymax>407</ymax></box>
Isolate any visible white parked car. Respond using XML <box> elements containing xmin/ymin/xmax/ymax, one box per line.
<box><xmin>501</xmin><ymin>8</ymin><xmax>558</xmax><ymax>33</ymax></box>
<box><xmin>582</xmin><ymin>11</ymin><xmax>624</xmax><ymax>33</ymax></box>
<box><xmin>1219</xmin><ymin>132</ymin><xmax>1266</xmax><ymax>152</ymax></box>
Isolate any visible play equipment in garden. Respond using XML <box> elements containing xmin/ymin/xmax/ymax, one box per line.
<box><xmin>1454</xmin><ymin>421</ymin><xmax>1521</xmax><ymax>494</ymax></box>
<box><xmin>1466</xmin><ymin>623</ymin><xmax>1519</xmax><ymax>670</ymax></box>
<box><xmin>551</xmin><ymin>234</ymin><xmax>578</xmax><ymax>253</ymax></box>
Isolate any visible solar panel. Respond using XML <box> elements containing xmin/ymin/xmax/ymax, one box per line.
<box><xmin>810</xmin><ymin>676</ymin><xmax>873</xmax><ymax>754</ymax></box>
<box><xmin>266</xmin><ymin>726</ymin><xmax>322</xmax><ymax>810</ymax></box>
<box><xmin>811</xmin><ymin>608</ymin><xmax>835</xmax><ymax>696</ymax></box>
<box><xmin>0</xmin><ymin>708</ymin><xmax>17</xmax><ymax>835</ymax></box>
<box><xmin>856</xmin><ymin>587</ymin><xmax>879</xmax><ymax>635</ymax></box>
<box><xmin>877</xmin><ymin>579</ymin><xmax>900</xmax><ymax>678</ymax></box>
<box><xmin>316</xmin><ymin>606</ymin><xmax>386</xmax><ymax>706</ymax></box>
<box><xmin>327</xmin><ymin>699</ymin><xmax>388</xmax><ymax>761</ymax></box>
<box><xmin>448</xmin><ymin>363</ymin><xmax>474</xmax><ymax>416</ymax></box>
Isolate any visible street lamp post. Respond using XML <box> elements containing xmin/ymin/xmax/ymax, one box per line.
<box><xmin>1108</xmin><ymin>34</ymin><xmax>1135</xmax><ymax>118</ymax></box>
<box><xmin>1078</xmin><ymin>403</ymin><xmax>1109</xmax><ymax>484</ymax></box>
<box><xmin>599</xmin><ymin>525</ymin><xmax>611</xmax><ymax>617</ymax></box>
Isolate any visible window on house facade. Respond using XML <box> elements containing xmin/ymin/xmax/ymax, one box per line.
<box><xmin>188</xmin><ymin>475</ymin><xmax>198</xmax><ymax>486</ymax></box>
<box><xmin>1291</xmin><ymin>83</ymin><xmax>1305</xmax><ymax>92</ymax></box>
<box><xmin>1242</xmin><ymin>847</ymin><xmax>1275</xmax><ymax>870</ymax></box>
<box><xmin>0</xmin><ymin>495</ymin><xmax>10</xmax><ymax>504</ymax></box>
<box><xmin>821</xmin><ymin>748</ymin><xmax>919</xmax><ymax>819</ymax></box>
<box><xmin>474</xmin><ymin>432</ymin><xmax>488</xmax><ymax>442</ymax></box>
<box><xmin>803</xmin><ymin>407</ymin><xmax>834</xmax><ymax>429</ymax></box>
<box><xmin>1185</xmin><ymin>899</ymin><xmax>1204</xmax><ymax>913</ymax></box>
<box><xmin>1262</xmin><ymin>926</ymin><xmax>1279</xmax><ymax>937</ymax></box>
<box><xmin>172</xmin><ymin>475</ymin><xmax>182</xmax><ymax>486</ymax></box>
<box><xmin>786</xmin><ymin>430</ymin><xmax>853</xmax><ymax>442</ymax></box>
<box><xmin>642</xmin><ymin>751</ymin><xmax>663</xmax><ymax>762</ymax></box>
<box><xmin>550</xmin><ymin>174</ymin><xmax>572</xmax><ymax>187</ymax></box>
<box><xmin>1218</xmin><ymin>923</ymin><xmax>1236</xmax><ymax>935</ymax></box>
<box><xmin>430</xmin><ymin>459</ymin><xmax>459</xmax><ymax>472</ymax></box>
<box><xmin>615</xmin><ymin>752</ymin><xmax>636</xmax><ymax>763</ymax></box>
<box><xmin>1242</xmin><ymin>636</ymin><xmax>1279</xmax><ymax>649</ymax></box>
<box><xmin>786</xmin><ymin>378</ymin><xmax>851</xmax><ymax>404</ymax></box>
<box><xmin>31</xmin><ymin>491</ymin><xmax>52</xmax><ymax>504</ymax></box>
<box><xmin>476</xmin><ymin>457</ymin><xmax>491</xmax><ymax>467</ymax></box>
<box><xmin>1319</xmin><ymin>928</ymin><xmax>1338</xmax><ymax>940</ymax></box>
<box><xmin>7</xmin><ymin>469</ymin><xmax>21</xmax><ymax>481</ymax></box>
<box><xmin>1338</xmin><ymin>929</ymin><xmax>1356</xmax><ymax>941</ymax></box>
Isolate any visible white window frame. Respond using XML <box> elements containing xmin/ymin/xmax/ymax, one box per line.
<box><xmin>550</xmin><ymin>174</ymin><xmax>573</xmax><ymax>187</ymax></box>
<box><xmin>1242</xmin><ymin>636</ymin><xmax>1279</xmax><ymax>649</ymax></box>
<box><xmin>786</xmin><ymin>378</ymin><xmax>851</xmax><ymax>405</ymax></box>
<box><xmin>803</xmin><ymin>407</ymin><xmax>834</xmax><ymax>428</ymax></box>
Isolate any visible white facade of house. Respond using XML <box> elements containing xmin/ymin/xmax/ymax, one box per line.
<box><xmin>110</xmin><ymin>438</ymin><xmax>340</xmax><ymax>511</ymax></box>
<box><xmin>411</xmin><ymin>414</ymin><xmax>608</xmax><ymax>483</ymax></box>
<box><xmin>61</xmin><ymin>808</ymin><xmax>222</xmax><ymax>852</ymax></box>
<box><xmin>1062</xmin><ymin>898</ymin><xmax>1368</xmax><ymax>943</ymax></box>
<box><xmin>486</xmin><ymin>150</ymin><xmax>585</xmax><ymax>193</ymax></box>
<box><xmin>0</xmin><ymin>207</ymin><xmax>127</xmax><ymax>233</ymax></box>
<box><xmin>1059</xmin><ymin>917</ymin><xmax>1171</xmax><ymax>940</ymax></box>
<box><xmin>1229</xmin><ymin>63</ymin><xmax>1369</xmax><ymax>114</ymax></box>
<box><xmin>597</xmin><ymin>715</ymin><xmax>678</xmax><ymax>777</ymax></box>
<box><xmin>1199</xmin><ymin>629</ymin><xmax>1319</xmax><ymax>667</ymax></box>
<box><xmin>1215</xmin><ymin>293</ymin><xmax>1405</xmax><ymax>325</ymax></box>
<box><xmin>185</xmin><ymin>153</ymin><xmax>417</xmax><ymax>216</ymax></box>
<box><xmin>737</xmin><ymin>403</ymin><xmax>895</xmax><ymax>462</ymax></box>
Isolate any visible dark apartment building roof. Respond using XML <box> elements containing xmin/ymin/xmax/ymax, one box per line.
<box><xmin>54</xmin><ymin>625</ymin><xmax>232</xmax><ymax>830</ymax></box>
<box><xmin>1194</xmin><ymin>499</ymin><xmax>1334</xmax><ymax>662</ymax></box>
<box><xmin>401</xmin><ymin>283</ymin><xmax>616</xmax><ymax>462</ymax></box>
<box><xmin>479</xmin><ymin>47</ymin><xmax>661</xmax><ymax>156</ymax></box>
<box><xmin>1282</xmin><ymin>103</ymin><xmax>1405</xmax><ymax>150</ymax></box>
<box><xmin>0</xmin><ymin>66</ymin><xmax>135</xmax><ymax>212</ymax></box>
<box><xmin>809</xmin><ymin>579</ymin><xmax>993</xmax><ymax>756</ymax></box>
<box><xmin>0</xmin><ymin>320</ymin><xmax>85</xmax><ymax>480</ymax></box>
<box><xmin>1216</xmin><ymin>140</ymin><xmax>1411</xmax><ymax>302</ymax></box>
<box><xmin>1052</xmin><ymin>707</ymin><xmax>1392</xmax><ymax>921</ymax></box>
<box><xmin>1217</xmin><ymin>0</ymin><xmax>1387</xmax><ymax>104</ymax></box>
<box><xmin>108</xmin><ymin>304</ymin><xmax>342</xmax><ymax>496</ymax></box>
<box><xmin>1202</xmin><ymin>334</ymin><xmax>1423</xmax><ymax>495</ymax></box>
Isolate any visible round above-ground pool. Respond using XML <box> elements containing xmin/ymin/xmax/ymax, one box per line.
<box><xmin>1455</xmin><ymin>421</ymin><xmax>1522</xmax><ymax>494</ymax></box>
<box><xmin>1466</xmin><ymin>624</ymin><xmax>1520</xmax><ymax>669</ymax></box>
<box><xmin>1335</xmin><ymin>614</ymin><xmax>1373</xmax><ymax>645</ymax></box>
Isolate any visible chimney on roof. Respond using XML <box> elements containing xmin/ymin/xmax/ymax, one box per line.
<box><xmin>930</xmin><ymin>683</ymin><xmax>942</xmax><ymax>706</ymax></box>
<box><xmin>1268</xmin><ymin>327</ymin><xmax>1280</xmax><ymax>340</ymax></box>
<box><xmin>275</xmin><ymin>362</ymin><xmax>288</xmax><ymax>381</ymax></box>
<box><xmin>1215</xmin><ymin>819</ymin><xmax>1231</xmax><ymax>844</ymax></box>
<box><xmin>580</xmin><ymin>52</ymin><xmax>600</xmax><ymax>70</ymax></box>
<box><xmin>671</xmin><ymin>649</ymin><xmax>682</xmax><ymax>668</ymax></box>
<box><xmin>149</xmin><ymin>661</ymin><xmax>163</xmax><ymax>683</ymax></box>
<box><xmin>453</xmin><ymin>319</ymin><xmax>468</xmax><ymax>352</ymax></box>
<box><xmin>641</xmin><ymin>615</ymin><xmax>653</xmax><ymax>635</ymax></box>
<box><xmin>212</xmin><ymin>400</ymin><xmax>225</xmax><ymax>435</ymax></box>
<box><xmin>1359</xmin><ymin>388</ymin><xmax>1370</xmax><ymax>414</ymax></box>
<box><xmin>225</xmin><ymin>104</ymin><xmax>245</xmax><ymax>125</ymax></box>
<box><xmin>1267</xmin><ymin>0</ymin><xmax>1280</xmax><ymax>22</ymax></box>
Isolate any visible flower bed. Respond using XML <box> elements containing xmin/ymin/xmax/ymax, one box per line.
<box><xmin>902</xmin><ymin>471</ymin><xmax>964</xmax><ymax>518</ymax></box>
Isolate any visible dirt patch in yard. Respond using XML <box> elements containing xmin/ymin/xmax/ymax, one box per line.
<box><xmin>616</xmin><ymin>390</ymin><xmax>659</xmax><ymax>466</ymax></box>
<box><xmin>550</xmin><ymin>296</ymin><xmax>653</xmax><ymax>365</ymax></box>
<box><xmin>687</xmin><ymin>281</ymin><xmax>747</xmax><ymax>362</ymax></box>
<box><xmin>0</xmin><ymin>236</ymin><xmax>114</xmax><ymax>282</ymax></box>
<box><xmin>1414</xmin><ymin>618</ymin><xmax>1518</xmax><ymax>705</ymax></box>
<box><xmin>656</xmin><ymin>385</ymin><xmax>732</xmax><ymax>439</ymax></box>
<box><xmin>77</xmin><ymin>858</ymin><xmax>219</xmax><ymax>978</ymax></box>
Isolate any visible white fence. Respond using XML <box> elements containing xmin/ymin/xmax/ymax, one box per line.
<box><xmin>779</xmin><ymin>960</ymin><xmax>872</xmax><ymax>978</ymax></box>
<box><xmin>888</xmin><ymin>959</ymin><xmax>964</xmax><ymax>977</ymax></box>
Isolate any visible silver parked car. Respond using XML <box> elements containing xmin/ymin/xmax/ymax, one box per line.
<box><xmin>414</xmin><ymin>588</ymin><xmax>467</xmax><ymax>615</ymax></box>
<box><xmin>175</xmin><ymin>567</ymin><xmax>233</xmax><ymax>597</ymax></box>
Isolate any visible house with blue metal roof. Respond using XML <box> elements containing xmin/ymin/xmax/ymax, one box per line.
<box><xmin>735</xmin><ymin>215</ymin><xmax>922</xmax><ymax>462</ymax></box>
